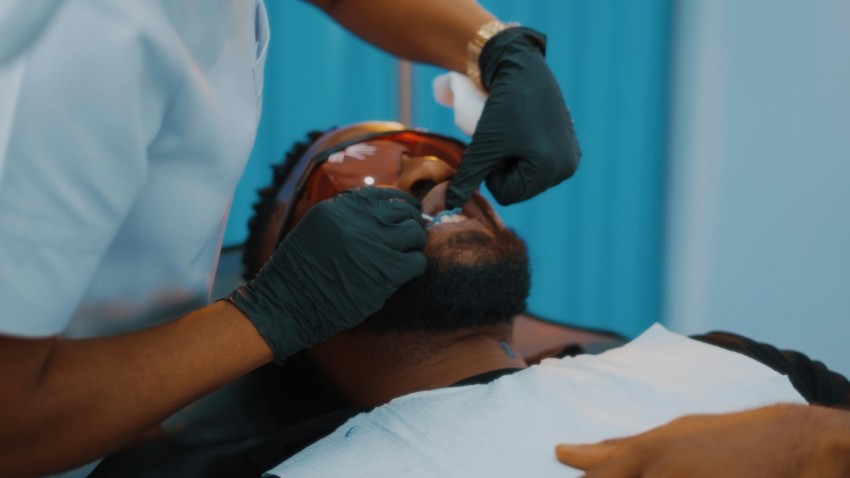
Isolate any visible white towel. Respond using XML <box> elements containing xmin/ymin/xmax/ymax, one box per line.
<box><xmin>432</xmin><ymin>72</ymin><xmax>487</xmax><ymax>136</ymax></box>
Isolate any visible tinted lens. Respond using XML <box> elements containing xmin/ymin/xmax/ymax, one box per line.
<box><xmin>300</xmin><ymin>132</ymin><xmax>465</xmax><ymax>207</ymax></box>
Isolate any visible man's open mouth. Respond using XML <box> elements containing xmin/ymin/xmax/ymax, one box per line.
<box><xmin>423</xmin><ymin>208</ymin><xmax>466</xmax><ymax>228</ymax></box>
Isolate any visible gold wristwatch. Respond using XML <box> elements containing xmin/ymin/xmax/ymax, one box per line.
<box><xmin>466</xmin><ymin>20</ymin><xmax>520</xmax><ymax>92</ymax></box>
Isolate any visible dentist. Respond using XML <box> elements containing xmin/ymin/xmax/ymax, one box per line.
<box><xmin>0</xmin><ymin>1</ymin><xmax>578</xmax><ymax>476</ymax></box>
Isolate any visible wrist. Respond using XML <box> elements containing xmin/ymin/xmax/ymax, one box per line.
<box><xmin>466</xmin><ymin>20</ymin><xmax>520</xmax><ymax>92</ymax></box>
<box><xmin>216</xmin><ymin>299</ymin><xmax>276</xmax><ymax>364</ymax></box>
<box><xmin>476</xmin><ymin>27</ymin><xmax>548</xmax><ymax>92</ymax></box>
<box><xmin>224</xmin><ymin>284</ymin><xmax>299</xmax><ymax>364</ymax></box>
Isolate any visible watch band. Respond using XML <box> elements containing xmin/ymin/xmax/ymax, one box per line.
<box><xmin>466</xmin><ymin>20</ymin><xmax>520</xmax><ymax>92</ymax></box>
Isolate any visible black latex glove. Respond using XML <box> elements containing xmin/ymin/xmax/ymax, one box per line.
<box><xmin>446</xmin><ymin>27</ymin><xmax>581</xmax><ymax>209</ymax></box>
<box><xmin>228</xmin><ymin>187</ymin><xmax>426</xmax><ymax>362</ymax></box>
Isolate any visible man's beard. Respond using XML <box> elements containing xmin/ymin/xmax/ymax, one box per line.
<box><xmin>362</xmin><ymin>228</ymin><xmax>531</xmax><ymax>333</ymax></box>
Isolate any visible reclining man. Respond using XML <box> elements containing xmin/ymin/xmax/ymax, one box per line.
<box><xmin>93</xmin><ymin>122</ymin><xmax>850</xmax><ymax>477</ymax></box>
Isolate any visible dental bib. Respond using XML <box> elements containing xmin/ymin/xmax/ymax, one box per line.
<box><xmin>265</xmin><ymin>324</ymin><xmax>804</xmax><ymax>477</ymax></box>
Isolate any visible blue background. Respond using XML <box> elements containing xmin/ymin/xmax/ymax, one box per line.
<box><xmin>226</xmin><ymin>0</ymin><xmax>673</xmax><ymax>337</ymax></box>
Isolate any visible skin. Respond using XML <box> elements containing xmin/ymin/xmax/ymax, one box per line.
<box><xmin>0</xmin><ymin>302</ymin><xmax>272</xmax><ymax>477</ymax></box>
<box><xmin>0</xmin><ymin>2</ymin><xmax>500</xmax><ymax>475</ymax></box>
<box><xmin>555</xmin><ymin>404</ymin><xmax>850</xmax><ymax>478</ymax></box>
<box><xmin>307</xmin><ymin>0</ymin><xmax>496</xmax><ymax>73</ymax></box>
<box><xmin>309</xmin><ymin>326</ymin><xmax>526</xmax><ymax>408</ymax></box>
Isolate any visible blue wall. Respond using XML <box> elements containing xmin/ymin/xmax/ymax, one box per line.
<box><xmin>665</xmin><ymin>0</ymin><xmax>850</xmax><ymax>376</ymax></box>
<box><xmin>226</xmin><ymin>0</ymin><xmax>673</xmax><ymax>337</ymax></box>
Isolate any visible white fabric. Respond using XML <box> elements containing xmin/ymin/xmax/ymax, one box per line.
<box><xmin>432</xmin><ymin>72</ymin><xmax>487</xmax><ymax>136</ymax></box>
<box><xmin>0</xmin><ymin>0</ymin><xmax>62</xmax><ymax>64</ymax></box>
<box><xmin>0</xmin><ymin>0</ymin><xmax>269</xmax><ymax>338</ymax></box>
<box><xmin>0</xmin><ymin>57</ymin><xmax>26</xmax><ymax>187</ymax></box>
<box><xmin>266</xmin><ymin>324</ymin><xmax>805</xmax><ymax>477</ymax></box>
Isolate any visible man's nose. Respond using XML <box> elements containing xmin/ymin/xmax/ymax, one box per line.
<box><xmin>395</xmin><ymin>155</ymin><xmax>456</xmax><ymax>200</ymax></box>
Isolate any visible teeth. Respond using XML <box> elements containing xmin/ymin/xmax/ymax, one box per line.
<box><xmin>426</xmin><ymin>208</ymin><xmax>466</xmax><ymax>228</ymax></box>
<box><xmin>438</xmin><ymin>214</ymin><xmax>465</xmax><ymax>224</ymax></box>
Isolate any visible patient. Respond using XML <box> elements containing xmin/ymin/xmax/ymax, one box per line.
<box><xmin>93</xmin><ymin>122</ymin><xmax>850</xmax><ymax>477</ymax></box>
<box><xmin>242</xmin><ymin>121</ymin><xmax>535</xmax><ymax>410</ymax></box>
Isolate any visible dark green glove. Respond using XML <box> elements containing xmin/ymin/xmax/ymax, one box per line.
<box><xmin>228</xmin><ymin>187</ymin><xmax>426</xmax><ymax>362</ymax></box>
<box><xmin>446</xmin><ymin>27</ymin><xmax>581</xmax><ymax>208</ymax></box>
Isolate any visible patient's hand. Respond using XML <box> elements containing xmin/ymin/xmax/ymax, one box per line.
<box><xmin>555</xmin><ymin>404</ymin><xmax>850</xmax><ymax>478</ymax></box>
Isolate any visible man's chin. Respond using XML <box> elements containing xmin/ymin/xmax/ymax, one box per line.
<box><xmin>424</xmin><ymin>228</ymin><xmax>505</xmax><ymax>269</ymax></box>
<box><xmin>363</xmin><ymin>228</ymin><xmax>531</xmax><ymax>333</ymax></box>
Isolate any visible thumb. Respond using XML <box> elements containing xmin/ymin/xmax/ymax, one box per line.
<box><xmin>446</xmin><ymin>147</ymin><xmax>497</xmax><ymax>209</ymax></box>
<box><xmin>555</xmin><ymin>442</ymin><xmax>618</xmax><ymax>470</ymax></box>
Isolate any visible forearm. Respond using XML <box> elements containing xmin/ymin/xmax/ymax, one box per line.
<box><xmin>308</xmin><ymin>0</ymin><xmax>496</xmax><ymax>72</ymax></box>
<box><xmin>0</xmin><ymin>301</ymin><xmax>272</xmax><ymax>477</ymax></box>
<box><xmin>556</xmin><ymin>403</ymin><xmax>850</xmax><ymax>477</ymax></box>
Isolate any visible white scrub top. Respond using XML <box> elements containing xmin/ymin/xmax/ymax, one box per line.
<box><xmin>0</xmin><ymin>0</ymin><xmax>63</xmax><ymax>64</ymax></box>
<box><xmin>0</xmin><ymin>0</ymin><xmax>270</xmax><ymax>338</ymax></box>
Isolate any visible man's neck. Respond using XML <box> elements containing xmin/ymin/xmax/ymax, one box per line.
<box><xmin>307</xmin><ymin>325</ymin><xmax>527</xmax><ymax>408</ymax></box>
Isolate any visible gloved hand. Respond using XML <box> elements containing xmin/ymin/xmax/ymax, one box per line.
<box><xmin>446</xmin><ymin>27</ymin><xmax>581</xmax><ymax>209</ymax></box>
<box><xmin>228</xmin><ymin>187</ymin><xmax>427</xmax><ymax>362</ymax></box>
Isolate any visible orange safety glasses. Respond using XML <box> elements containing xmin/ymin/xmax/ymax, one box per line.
<box><xmin>273</xmin><ymin>129</ymin><xmax>468</xmax><ymax>235</ymax></box>
<box><xmin>297</xmin><ymin>130</ymin><xmax>466</xmax><ymax>206</ymax></box>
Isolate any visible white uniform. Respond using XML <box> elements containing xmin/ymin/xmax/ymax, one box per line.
<box><xmin>0</xmin><ymin>0</ymin><xmax>269</xmax><ymax>338</ymax></box>
<box><xmin>265</xmin><ymin>325</ymin><xmax>806</xmax><ymax>477</ymax></box>
<box><xmin>0</xmin><ymin>0</ymin><xmax>63</xmax><ymax>64</ymax></box>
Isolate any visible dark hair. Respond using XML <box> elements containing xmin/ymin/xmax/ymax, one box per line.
<box><xmin>241</xmin><ymin>130</ymin><xmax>327</xmax><ymax>281</ymax></box>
